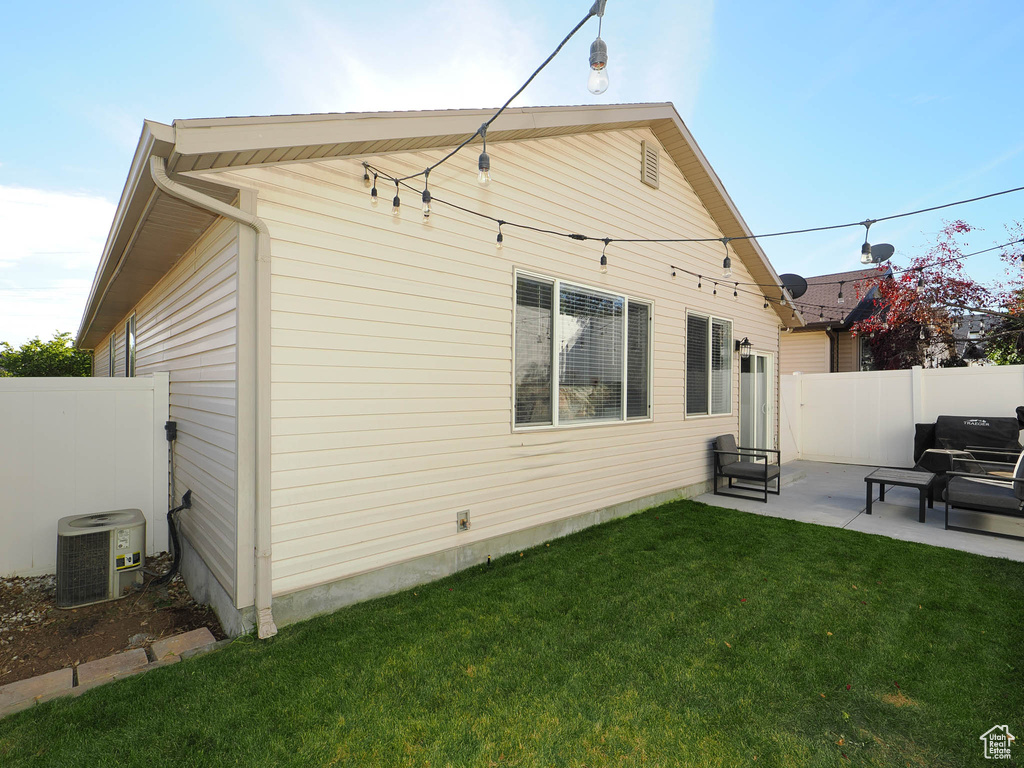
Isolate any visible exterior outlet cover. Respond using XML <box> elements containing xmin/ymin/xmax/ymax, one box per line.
<box><xmin>457</xmin><ymin>510</ymin><xmax>470</xmax><ymax>532</ymax></box>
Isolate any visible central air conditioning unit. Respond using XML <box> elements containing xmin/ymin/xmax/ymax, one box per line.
<box><xmin>56</xmin><ymin>509</ymin><xmax>146</xmax><ymax>608</ymax></box>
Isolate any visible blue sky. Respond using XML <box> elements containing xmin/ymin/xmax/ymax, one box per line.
<box><xmin>2</xmin><ymin>0</ymin><xmax>1023</xmax><ymax>345</ymax></box>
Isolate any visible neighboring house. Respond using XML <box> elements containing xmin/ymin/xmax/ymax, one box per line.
<box><xmin>952</xmin><ymin>312</ymin><xmax>1001</xmax><ymax>362</ymax></box>
<box><xmin>780</xmin><ymin>268</ymin><xmax>888</xmax><ymax>374</ymax></box>
<box><xmin>76</xmin><ymin>103</ymin><xmax>795</xmax><ymax>637</ymax></box>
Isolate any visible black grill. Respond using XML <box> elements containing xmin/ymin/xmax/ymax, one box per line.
<box><xmin>57</xmin><ymin>531</ymin><xmax>110</xmax><ymax>608</ymax></box>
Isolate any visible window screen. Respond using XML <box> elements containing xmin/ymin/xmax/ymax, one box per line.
<box><xmin>515</xmin><ymin>276</ymin><xmax>553</xmax><ymax>426</ymax></box>
<box><xmin>686</xmin><ymin>314</ymin><xmax>731</xmax><ymax>416</ymax></box>
<box><xmin>626</xmin><ymin>301</ymin><xmax>650</xmax><ymax>418</ymax></box>
<box><xmin>514</xmin><ymin>274</ymin><xmax>650</xmax><ymax>428</ymax></box>
<box><xmin>686</xmin><ymin>314</ymin><xmax>708</xmax><ymax>416</ymax></box>
<box><xmin>711</xmin><ymin>318</ymin><xmax>731</xmax><ymax>414</ymax></box>
<box><xmin>558</xmin><ymin>285</ymin><xmax>623</xmax><ymax>423</ymax></box>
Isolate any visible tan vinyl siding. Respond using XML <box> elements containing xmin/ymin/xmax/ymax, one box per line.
<box><xmin>93</xmin><ymin>219</ymin><xmax>240</xmax><ymax>599</ymax></box>
<box><xmin>93</xmin><ymin>336</ymin><xmax>112</xmax><ymax>378</ymax></box>
<box><xmin>780</xmin><ymin>331</ymin><xmax>830</xmax><ymax>374</ymax></box>
<box><xmin>837</xmin><ymin>332</ymin><xmax>858</xmax><ymax>372</ymax></box>
<box><xmin>220</xmin><ymin>127</ymin><xmax>782</xmax><ymax>596</ymax></box>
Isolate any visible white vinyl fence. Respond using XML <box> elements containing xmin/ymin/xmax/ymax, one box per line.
<box><xmin>781</xmin><ymin>365</ymin><xmax>1024</xmax><ymax>467</ymax></box>
<box><xmin>0</xmin><ymin>374</ymin><xmax>169</xmax><ymax>576</ymax></box>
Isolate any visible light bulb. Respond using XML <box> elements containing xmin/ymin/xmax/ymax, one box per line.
<box><xmin>370</xmin><ymin>186</ymin><xmax>378</xmax><ymax>207</ymax></box>
<box><xmin>599</xmin><ymin>254</ymin><xmax>608</xmax><ymax>274</ymax></box>
<box><xmin>860</xmin><ymin>242</ymin><xmax>873</xmax><ymax>264</ymax></box>
<box><xmin>588</xmin><ymin>37</ymin><xmax>609</xmax><ymax>95</ymax></box>
<box><xmin>422</xmin><ymin>190</ymin><xmax>431</xmax><ymax>219</ymax></box>
<box><xmin>723</xmin><ymin>256</ymin><xmax>732</xmax><ymax>278</ymax></box>
<box><xmin>362</xmin><ymin>169</ymin><xmax>371</xmax><ymax>188</ymax></box>
<box><xmin>496</xmin><ymin>231</ymin><xmax>503</xmax><ymax>250</ymax></box>
<box><xmin>588</xmin><ymin>67</ymin><xmax>609</xmax><ymax>95</ymax></box>
<box><xmin>392</xmin><ymin>195</ymin><xmax>401</xmax><ymax>216</ymax></box>
<box><xmin>478</xmin><ymin>151</ymin><xmax>491</xmax><ymax>186</ymax></box>
<box><xmin>838</xmin><ymin>283</ymin><xmax>845</xmax><ymax>305</ymax></box>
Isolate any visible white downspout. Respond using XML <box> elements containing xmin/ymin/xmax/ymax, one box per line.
<box><xmin>150</xmin><ymin>156</ymin><xmax>277</xmax><ymax>639</ymax></box>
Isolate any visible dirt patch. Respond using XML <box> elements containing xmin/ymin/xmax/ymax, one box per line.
<box><xmin>0</xmin><ymin>553</ymin><xmax>224</xmax><ymax>687</ymax></box>
<box><xmin>881</xmin><ymin>690</ymin><xmax>919</xmax><ymax>708</ymax></box>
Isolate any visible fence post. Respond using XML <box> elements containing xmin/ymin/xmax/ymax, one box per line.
<box><xmin>911</xmin><ymin>366</ymin><xmax>925</xmax><ymax>425</ymax></box>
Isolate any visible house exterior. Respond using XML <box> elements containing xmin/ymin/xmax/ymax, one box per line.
<box><xmin>780</xmin><ymin>268</ymin><xmax>887</xmax><ymax>375</ymax></box>
<box><xmin>76</xmin><ymin>103</ymin><xmax>795</xmax><ymax>636</ymax></box>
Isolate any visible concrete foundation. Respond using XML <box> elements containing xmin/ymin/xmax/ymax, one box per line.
<box><xmin>269</xmin><ymin>479</ymin><xmax>710</xmax><ymax>628</ymax></box>
<box><xmin>179</xmin><ymin>533</ymin><xmax>255</xmax><ymax>637</ymax></box>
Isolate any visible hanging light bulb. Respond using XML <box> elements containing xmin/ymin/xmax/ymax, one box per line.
<box><xmin>713</xmin><ymin>283</ymin><xmax>718</xmax><ymax>296</ymax></box>
<box><xmin>362</xmin><ymin>166</ymin><xmax>371</xmax><ymax>188</ymax></box>
<box><xmin>477</xmin><ymin>125</ymin><xmax>491</xmax><ymax>186</ymax></box>
<box><xmin>599</xmin><ymin>238</ymin><xmax>610</xmax><ymax>274</ymax></box>
<box><xmin>421</xmin><ymin>170</ymin><xmax>431</xmax><ymax>219</ymax></box>
<box><xmin>837</xmin><ymin>281</ymin><xmax>845</xmax><ymax>305</ymax></box>
<box><xmin>496</xmin><ymin>221</ymin><xmax>504</xmax><ymax>250</ymax></box>
<box><xmin>860</xmin><ymin>220</ymin><xmax>874</xmax><ymax>264</ymax></box>
<box><xmin>734</xmin><ymin>283</ymin><xmax>739</xmax><ymax>299</ymax></box>
<box><xmin>370</xmin><ymin>174</ymin><xmax>378</xmax><ymax>207</ymax></box>
<box><xmin>392</xmin><ymin>180</ymin><xmax>401</xmax><ymax>216</ymax></box>
<box><xmin>916</xmin><ymin>271</ymin><xmax>924</xmax><ymax>293</ymax></box>
<box><xmin>721</xmin><ymin>238</ymin><xmax>732</xmax><ymax>278</ymax></box>
<box><xmin>697</xmin><ymin>275</ymin><xmax>702</xmax><ymax>290</ymax></box>
<box><xmin>588</xmin><ymin>38</ymin><xmax>609</xmax><ymax>94</ymax></box>
<box><xmin>763</xmin><ymin>298</ymin><xmax>769</xmax><ymax>310</ymax></box>
<box><xmin>919</xmin><ymin>326</ymin><xmax>926</xmax><ymax>340</ymax></box>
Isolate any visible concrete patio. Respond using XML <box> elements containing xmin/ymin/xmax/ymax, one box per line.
<box><xmin>695</xmin><ymin>460</ymin><xmax>1024</xmax><ymax>562</ymax></box>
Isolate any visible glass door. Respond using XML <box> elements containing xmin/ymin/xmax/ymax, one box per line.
<box><xmin>739</xmin><ymin>352</ymin><xmax>773</xmax><ymax>451</ymax></box>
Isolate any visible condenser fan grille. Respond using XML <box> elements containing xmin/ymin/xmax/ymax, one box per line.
<box><xmin>57</xmin><ymin>530</ymin><xmax>110</xmax><ymax>608</ymax></box>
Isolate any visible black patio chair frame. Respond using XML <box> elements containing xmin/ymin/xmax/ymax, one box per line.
<box><xmin>712</xmin><ymin>437</ymin><xmax>781</xmax><ymax>504</ymax></box>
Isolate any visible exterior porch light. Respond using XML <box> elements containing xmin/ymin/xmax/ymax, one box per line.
<box><xmin>735</xmin><ymin>337</ymin><xmax>752</xmax><ymax>359</ymax></box>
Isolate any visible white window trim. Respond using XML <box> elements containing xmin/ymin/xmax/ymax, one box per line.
<box><xmin>684</xmin><ymin>310</ymin><xmax>734</xmax><ymax>419</ymax></box>
<box><xmin>513</xmin><ymin>268</ymin><xmax>654</xmax><ymax>432</ymax></box>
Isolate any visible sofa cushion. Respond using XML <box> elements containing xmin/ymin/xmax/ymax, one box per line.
<box><xmin>721</xmin><ymin>461</ymin><xmax>781</xmax><ymax>481</ymax></box>
<box><xmin>947</xmin><ymin>476</ymin><xmax>1023</xmax><ymax>514</ymax></box>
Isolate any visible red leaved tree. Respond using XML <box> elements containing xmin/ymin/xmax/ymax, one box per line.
<box><xmin>849</xmin><ymin>220</ymin><xmax>1023</xmax><ymax>369</ymax></box>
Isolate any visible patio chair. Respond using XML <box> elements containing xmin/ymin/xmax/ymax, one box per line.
<box><xmin>712</xmin><ymin>434</ymin><xmax>781</xmax><ymax>503</ymax></box>
<box><xmin>944</xmin><ymin>452</ymin><xmax>1024</xmax><ymax>541</ymax></box>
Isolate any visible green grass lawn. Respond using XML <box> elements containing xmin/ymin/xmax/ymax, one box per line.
<box><xmin>2</xmin><ymin>500</ymin><xmax>1022</xmax><ymax>767</ymax></box>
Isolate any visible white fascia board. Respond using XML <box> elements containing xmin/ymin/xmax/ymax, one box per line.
<box><xmin>75</xmin><ymin>120</ymin><xmax>174</xmax><ymax>347</ymax></box>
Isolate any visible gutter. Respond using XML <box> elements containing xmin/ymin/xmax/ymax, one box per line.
<box><xmin>149</xmin><ymin>155</ymin><xmax>277</xmax><ymax>639</ymax></box>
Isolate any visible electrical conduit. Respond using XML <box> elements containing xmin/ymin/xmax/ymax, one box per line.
<box><xmin>149</xmin><ymin>156</ymin><xmax>277</xmax><ymax>638</ymax></box>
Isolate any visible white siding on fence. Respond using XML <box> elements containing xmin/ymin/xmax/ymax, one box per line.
<box><xmin>780</xmin><ymin>331</ymin><xmax>829</xmax><ymax>375</ymax></box>
<box><xmin>782</xmin><ymin>365</ymin><xmax>1024</xmax><ymax>468</ymax></box>
<box><xmin>92</xmin><ymin>219</ymin><xmax>240</xmax><ymax>600</ymax></box>
<box><xmin>0</xmin><ymin>376</ymin><xmax>168</xmax><ymax>577</ymax></box>
<box><xmin>219</xmin><ymin>127</ymin><xmax>783</xmax><ymax>596</ymax></box>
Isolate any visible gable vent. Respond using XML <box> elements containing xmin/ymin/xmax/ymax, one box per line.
<box><xmin>640</xmin><ymin>140</ymin><xmax>659</xmax><ymax>189</ymax></box>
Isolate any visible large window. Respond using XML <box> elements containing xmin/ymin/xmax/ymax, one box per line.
<box><xmin>686</xmin><ymin>312</ymin><xmax>732</xmax><ymax>416</ymax></box>
<box><xmin>515</xmin><ymin>273</ymin><xmax>651</xmax><ymax>428</ymax></box>
<box><xmin>125</xmin><ymin>315</ymin><xmax>136</xmax><ymax>377</ymax></box>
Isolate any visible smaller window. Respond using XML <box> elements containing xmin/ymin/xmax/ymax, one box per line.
<box><xmin>108</xmin><ymin>334</ymin><xmax>116</xmax><ymax>377</ymax></box>
<box><xmin>685</xmin><ymin>313</ymin><xmax>732</xmax><ymax>416</ymax></box>
<box><xmin>125</xmin><ymin>315</ymin><xmax>136</xmax><ymax>377</ymax></box>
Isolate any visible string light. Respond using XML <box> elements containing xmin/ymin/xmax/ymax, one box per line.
<box><xmin>697</xmin><ymin>275</ymin><xmax>702</xmax><ymax>290</ymax></box>
<box><xmin>734</xmin><ymin>283</ymin><xmax>739</xmax><ymax>298</ymax></box>
<box><xmin>916</xmin><ymin>271</ymin><xmax>924</xmax><ymax>293</ymax></box>
<box><xmin>600</xmin><ymin>238</ymin><xmax>610</xmax><ymax>274</ymax></box>
<box><xmin>392</xmin><ymin>180</ymin><xmax>401</xmax><ymax>216</ymax></box>
<box><xmin>421</xmin><ymin>169</ymin><xmax>432</xmax><ymax>219</ymax></box>
<box><xmin>860</xmin><ymin>220</ymin><xmax>875</xmax><ymax>264</ymax></box>
<box><xmin>496</xmin><ymin>221</ymin><xmax>504</xmax><ymax>250</ymax></box>
<box><xmin>837</xmin><ymin>282</ymin><xmax>845</xmax><ymax>305</ymax></box>
<box><xmin>587</xmin><ymin>1</ymin><xmax>609</xmax><ymax>95</ymax></box>
<box><xmin>477</xmin><ymin>126</ymin><xmax>491</xmax><ymax>186</ymax></box>
<box><xmin>764</xmin><ymin>298</ymin><xmax>769</xmax><ymax>310</ymax></box>
<box><xmin>713</xmin><ymin>282</ymin><xmax>717</xmax><ymax>296</ymax></box>
<box><xmin>370</xmin><ymin>173</ymin><xmax>378</xmax><ymax>207</ymax></box>
<box><xmin>362</xmin><ymin>165</ymin><xmax>371</xmax><ymax>188</ymax></box>
<box><xmin>721</xmin><ymin>238</ymin><xmax>732</xmax><ymax>278</ymax></box>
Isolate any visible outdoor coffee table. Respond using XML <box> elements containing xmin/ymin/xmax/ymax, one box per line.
<box><xmin>864</xmin><ymin>468</ymin><xmax>937</xmax><ymax>523</ymax></box>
